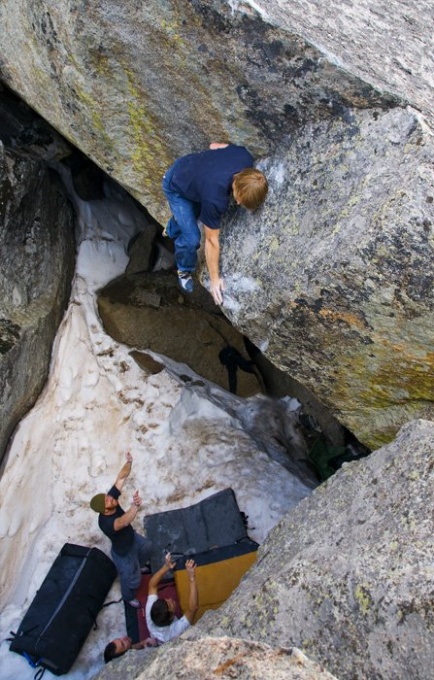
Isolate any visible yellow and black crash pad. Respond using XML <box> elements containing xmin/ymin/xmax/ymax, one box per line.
<box><xmin>174</xmin><ymin>539</ymin><xmax>258</xmax><ymax>622</ymax></box>
<box><xmin>142</xmin><ymin>489</ymin><xmax>259</xmax><ymax>623</ymax></box>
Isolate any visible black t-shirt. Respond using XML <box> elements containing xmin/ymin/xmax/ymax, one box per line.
<box><xmin>98</xmin><ymin>485</ymin><xmax>135</xmax><ymax>555</ymax></box>
<box><xmin>168</xmin><ymin>144</ymin><xmax>254</xmax><ymax>229</ymax></box>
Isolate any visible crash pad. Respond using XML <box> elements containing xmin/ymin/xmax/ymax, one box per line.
<box><xmin>9</xmin><ymin>543</ymin><xmax>116</xmax><ymax>676</ymax></box>
<box><xmin>174</xmin><ymin>539</ymin><xmax>258</xmax><ymax>622</ymax></box>
<box><xmin>142</xmin><ymin>488</ymin><xmax>248</xmax><ymax>573</ymax></box>
<box><xmin>141</xmin><ymin>490</ymin><xmax>258</xmax><ymax>629</ymax></box>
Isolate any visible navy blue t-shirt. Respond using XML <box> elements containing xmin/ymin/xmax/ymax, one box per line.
<box><xmin>168</xmin><ymin>144</ymin><xmax>254</xmax><ymax>229</ymax></box>
<box><xmin>98</xmin><ymin>485</ymin><xmax>135</xmax><ymax>555</ymax></box>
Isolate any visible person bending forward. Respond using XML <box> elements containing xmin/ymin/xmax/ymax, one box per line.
<box><xmin>162</xmin><ymin>142</ymin><xmax>268</xmax><ymax>304</ymax></box>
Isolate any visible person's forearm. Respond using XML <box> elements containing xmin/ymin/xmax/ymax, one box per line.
<box><xmin>117</xmin><ymin>459</ymin><xmax>132</xmax><ymax>481</ymax></box>
<box><xmin>188</xmin><ymin>573</ymin><xmax>198</xmax><ymax>614</ymax></box>
<box><xmin>114</xmin><ymin>459</ymin><xmax>132</xmax><ymax>491</ymax></box>
<box><xmin>113</xmin><ymin>503</ymin><xmax>137</xmax><ymax>531</ymax></box>
<box><xmin>131</xmin><ymin>640</ymin><xmax>152</xmax><ymax>650</ymax></box>
<box><xmin>149</xmin><ymin>563</ymin><xmax>171</xmax><ymax>590</ymax></box>
<box><xmin>131</xmin><ymin>641</ymin><xmax>144</xmax><ymax>650</ymax></box>
<box><xmin>205</xmin><ymin>238</ymin><xmax>220</xmax><ymax>282</ymax></box>
<box><xmin>209</xmin><ymin>142</ymin><xmax>229</xmax><ymax>150</ymax></box>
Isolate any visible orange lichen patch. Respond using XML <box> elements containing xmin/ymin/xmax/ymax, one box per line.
<box><xmin>166</xmin><ymin>489</ymin><xmax>187</xmax><ymax>504</ymax></box>
<box><xmin>213</xmin><ymin>653</ymin><xmax>247</xmax><ymax>674</ymax></box>
<box><xmin>317</xmin><ymin>307</ymin><xmax>367</xmax><ymax>330</ymax></box>
<box><xmin>374</xmin><ymin>337</ymin><xmax>434</xmax><ymax>369</ymax></box>
<box><xmin>287</xmin><ymin>299</ymin><xmax>368</xmax><ymax>332</ymax></box>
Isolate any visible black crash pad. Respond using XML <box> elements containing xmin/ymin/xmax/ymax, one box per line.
<box><xmin>10</xmin><ymin>543</ymin><xmax>116</xmax><ymax>676</ymax></box>
<box><xmin>143</xmin><ymin>488</ymin><xmax>248</xmax><ymax>573</ymax></box>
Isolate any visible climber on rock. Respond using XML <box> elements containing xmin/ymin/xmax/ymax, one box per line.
<box><xmin>162</xmin><ymin>142</ymin><xmax>268</xmax><ymax>303</ymax></box>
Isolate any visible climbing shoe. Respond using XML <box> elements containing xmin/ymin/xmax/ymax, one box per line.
<box><xmin>126</xmin><ymin>598</ymin><xmax>141</xmax><ymax>608</ymax></box>
<box><xmin>177</xmin><ymin>270</ymin><xmax>194</xmax><ymax>294</ymax></box>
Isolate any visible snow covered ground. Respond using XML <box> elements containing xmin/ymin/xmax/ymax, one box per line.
<box><xmin>0</xmin><ymin>172</ymin><xmax>311</xmax><ymax>680</ymax></box>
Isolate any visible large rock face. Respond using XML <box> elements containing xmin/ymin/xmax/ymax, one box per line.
<box><xmin>191</xmin><ymin>419</ymin><xmax>434</xmax><ymax>680</ymax></box>
<box><xmin>0</xmin><ymin>89</ymin><xmax>75</xmax><ymax>465</ymax></box>
<box><xmin>218</xmin><ymin>107</ymin><xmax>434</xmax><ymax>449</ymax></box>
<box><xmin>94</xmin><ymin>638</ymin><xmax>338</xmax><ymax>680</ymax></box>
<box><xmin>0</xmin><ymin>0</ymin><xmax>430</xmax><ymax>209</ymax></box>
<box><xmin>0</xmin><ymin>0</ymin><xmax>432</xmax><ymax>443</ymax></box>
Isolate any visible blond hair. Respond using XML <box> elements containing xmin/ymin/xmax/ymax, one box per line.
<box><xmin>232</xmin><ymin>168</ymin><xmax>268</xmax><ymax>210</ymax></box>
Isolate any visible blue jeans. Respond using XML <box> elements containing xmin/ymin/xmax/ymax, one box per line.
<box><xmin>111</xmin><ymin>532</ymin><xmax>152</xmax><ymax>601</ymax></box>
<box><xmin>162</xmin><ymin>162</ymin><xmax>201</xmax><ymax>272</ymax></box>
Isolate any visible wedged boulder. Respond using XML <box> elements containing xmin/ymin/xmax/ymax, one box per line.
<box><xmin>192</xmin><ymin>419</ymin><xmax>434</xmax><ymax>680</ymax></box>
<box><xmin>0</xmin><ymin>91</ymin><xmax>75</xmax><ymax>465</ymax></box>
<box><xmin>97</xmin><ymin>270</ymin><xmax>264</xmax><ymax>399</ymax></box>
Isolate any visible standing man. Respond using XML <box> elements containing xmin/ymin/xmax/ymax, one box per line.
<box><xmin>90</xmin><ymin>452</ymin><xmax>152</xmax><ymax>608</ymax></box>
<box><xmin>145</xmin><ymin>553</ymin><xmax>198</xmax><ymax>643</ymax></box>
<box><xmin>162</xmin><ymin>143</ymin><xmax>268</xmax><ymax>303</ymax></box>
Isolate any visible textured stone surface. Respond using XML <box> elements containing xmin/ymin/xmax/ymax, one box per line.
<box><xmin>0</xmin><ymin>90</ymin><xmax>75</xmax><ymax>465</ymax></box>
<box><xmin>0</xmin><ymin>0</ymin><xmax>432</xmax><ymax>445</ymax></box>
<box><xmin>192</xmin><ymin>420</ymin><xmax>434</xmax><ymax>680</ymax></box>
<box><xmin>0</xmin><ymin>0</ymin><xmax>427</xmax><ymax>218</ymax></box>
<box><xmin>216</xmin><ymin>106</ymin><xmax>434</xmax><ymax>449</ymax></box>
<box><xmin>262</xmin><ymin>0</ymin><xmax>433</xmax><ymax>128</ymax></box>
<box><xmin>97</xmin><ymin>270</ymin><xmax>264</xmax><ymax>398</ymax></box>
<box><xmin>93</xmin><ymin>637</ymin><xmax>338</xmax><ymax>680</ymax></box>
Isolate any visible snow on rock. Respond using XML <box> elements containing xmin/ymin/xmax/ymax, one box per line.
<box><xmin>0</xmin><ymin>173</ymin><xmax>312</xmax><ymax>680</ymax></box>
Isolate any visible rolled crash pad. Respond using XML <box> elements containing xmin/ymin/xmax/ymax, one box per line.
<box><xmin>10</xmin><ymin>543</ymin><xmax>116</xmax><ymax>676</ymax></box>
